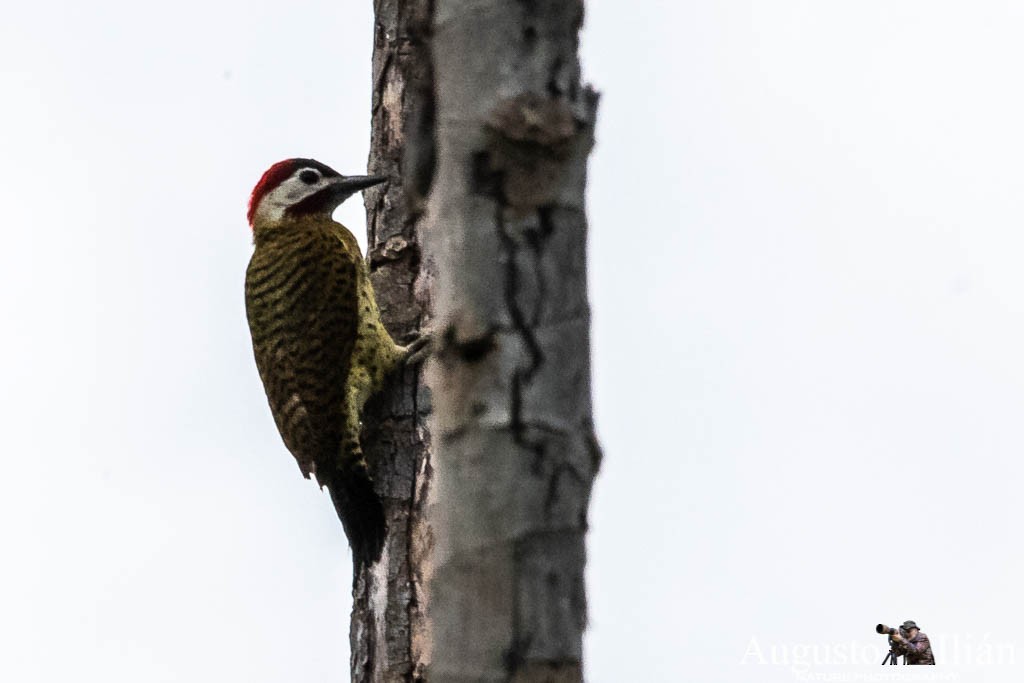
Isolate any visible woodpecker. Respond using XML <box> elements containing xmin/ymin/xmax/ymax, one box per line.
<box><xmin>244</xmin><ymin>158</ymin><xmax>421</xmax><ymax>568</ymax></box>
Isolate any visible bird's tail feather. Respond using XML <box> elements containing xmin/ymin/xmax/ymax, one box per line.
<box><xmin>325</xmin><ymin>460</ymin><xmax>387</xmax><ymax>570</ymax></box>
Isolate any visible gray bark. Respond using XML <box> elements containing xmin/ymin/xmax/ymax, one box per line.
<box><xmin>355</xmin><ymin>0</ymin><xmax>598</xmax><ymax>681</ymax></box>
<box><xmin>423</xmin><ymin>1</ymin><xmax>600</xmax><ymax>681</ymax></box>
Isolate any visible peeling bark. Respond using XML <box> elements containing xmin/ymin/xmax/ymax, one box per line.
<box><xmin>351</xmin><ymin>0</ymin><xmax>435</xmax><ymax>681</ymax></box>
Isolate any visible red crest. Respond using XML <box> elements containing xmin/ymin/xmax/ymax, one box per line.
<box><xmin>247</xmin><ymin>160</ymin><xmax>300</xmax><ymax>226</ymax></box>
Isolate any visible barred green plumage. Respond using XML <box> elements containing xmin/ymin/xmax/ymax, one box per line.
<box><xmin>244</xmin><ymin>160</ymin><xmax>405</xmax><ymax>568</ymax></box>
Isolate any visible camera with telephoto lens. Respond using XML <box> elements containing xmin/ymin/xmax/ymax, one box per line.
<box><xmin>876</xmin><ymin>623</ymin><xmax>909</xmax><ymax>654</ymax></box>
<box><xmin>876</xmin><ymin>626</ymin><xmax>909</xmax><ymax>663</ymax></box>
<box><xmin>875</xmin><ymin>624</ymin><xmax>907</xmax><ymax>638</ymax></box>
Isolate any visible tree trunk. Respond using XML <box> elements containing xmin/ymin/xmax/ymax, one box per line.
<box><xmin>351</xmin><ymin>1</ymin><xmax>435</xmax><ymax>681</ymax></box>
<box><xmin>423</xmin><ymin>1</ymin><xmax>600</xmax><ymax>681</ymax></box>
<box><xmin>355</xmin><ymin>0</ymin><xmax>598</xmax><ymax>680</ymax></box>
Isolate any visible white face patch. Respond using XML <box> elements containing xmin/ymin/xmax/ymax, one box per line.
<box><xmin>253</xmin><ymin>167</ymin><xmax>331</xmax><ymax>224</ymax></box>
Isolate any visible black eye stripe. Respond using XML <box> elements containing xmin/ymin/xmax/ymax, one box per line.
<box><xmin>298</xmin><ymin>169</ymin><xmax>320</xmax><ymax>185</ymax></box>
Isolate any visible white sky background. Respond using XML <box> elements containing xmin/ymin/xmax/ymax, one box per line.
<box><xmin>1</xmin><ymin>1</ymin><xmax>1022</xmax><ymax>681</ymax></box>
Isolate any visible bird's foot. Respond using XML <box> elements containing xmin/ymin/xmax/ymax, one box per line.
<box><xmin>401</xmin><ymin>330</ymin><xmax>433</xmax><ymax>366</ymax></box>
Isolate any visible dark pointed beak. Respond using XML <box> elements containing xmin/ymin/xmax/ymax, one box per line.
<box><xmin>332</xmin><ymin>174</ymin><xmax>388</xmax><ymax>195</ymax></box>
<box><xmin>321</xmin><ymin>174</ymin><xmax>388</xmax><ymax>209</ymax></box>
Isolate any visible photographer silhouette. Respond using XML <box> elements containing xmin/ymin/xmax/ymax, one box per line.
<box><xmin>876</xmin><ymin>620</ymin><xmax>935</xmax><ymax>665</ymax></box>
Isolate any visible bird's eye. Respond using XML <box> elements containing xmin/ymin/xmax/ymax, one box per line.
<box><xmin>299</xmin><ymin>169</ymin><xmax>320</xmax><ymax>185</ymax></box>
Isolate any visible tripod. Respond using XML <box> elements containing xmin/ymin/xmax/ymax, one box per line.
<box><xmin>882</xmin><ymin>648</ymin><xmax>903</xmax><ymax>665</ymax></box>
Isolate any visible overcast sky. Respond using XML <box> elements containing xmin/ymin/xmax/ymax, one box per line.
<box><xmin>2</xmin><ymin>1</ymin><xmax>1022</xmax><ymax>681</ymax></box>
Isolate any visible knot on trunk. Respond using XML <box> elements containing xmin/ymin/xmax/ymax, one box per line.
<box><xmin>477</xmin><ymin>93</ymin><xmax>584</xmax><ymax>210</ymax></box>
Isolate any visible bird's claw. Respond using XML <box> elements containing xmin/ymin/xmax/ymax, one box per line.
<box><xmin>402</xmin><ymin>331</ymin><xmax>432</xmax><ymax>366</ymax></box>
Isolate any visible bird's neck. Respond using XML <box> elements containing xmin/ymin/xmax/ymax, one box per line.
<box><xmin>252</xmin><ymin>215</ymin><xmax>358</xmax><ymax>250</ymax></box>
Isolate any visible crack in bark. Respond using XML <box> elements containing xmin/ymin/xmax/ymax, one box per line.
<box><xmin>494</xmin><ymin>200</ymin><xmax>548</xmax><ymax>486</ymax></box>
<box><xmin>372</xmin><ymin>51</ymin><xmax>393</xmax><ymax>115</ymax></box>
<box><xmin>405</xmin><ymin>372</ymin><xmax>423</xmax><ymax>683</ymax></box>
<box><xmin>526</xmin><ymin>206</ymin><xmax>555</xmax><ymax>327</ymax></box>
<box><xmin>543</xmin><ymin>461</ymin><xmax>586</xmax><ymax>518</ymax></box>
